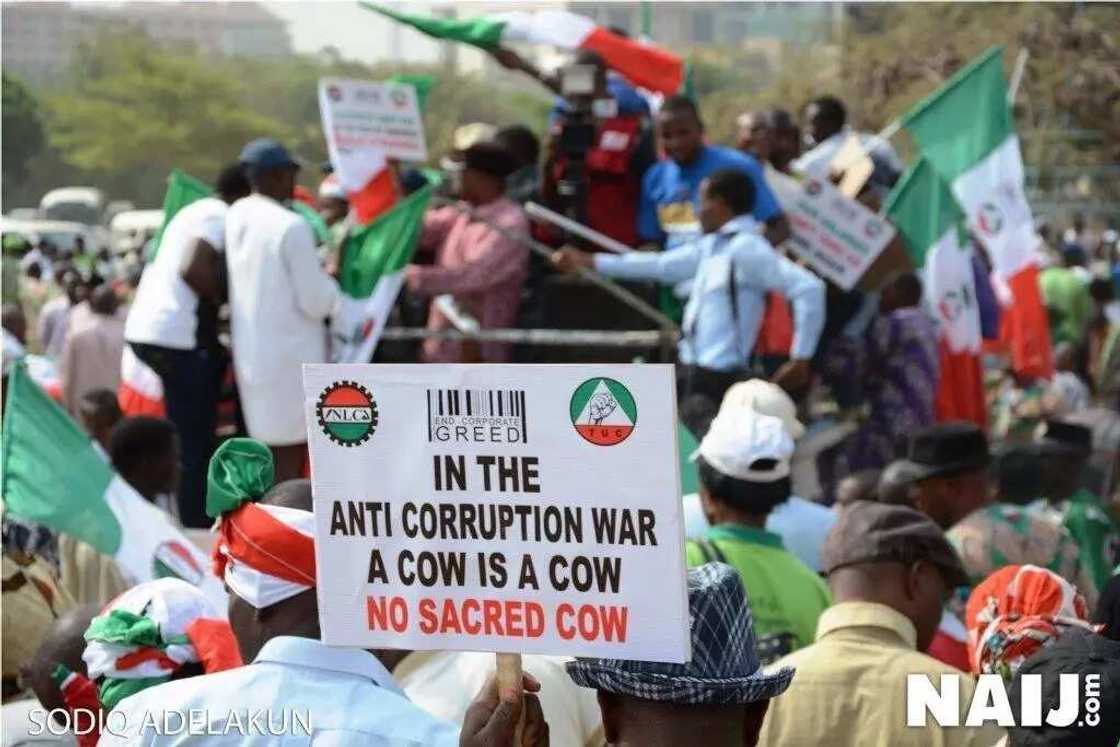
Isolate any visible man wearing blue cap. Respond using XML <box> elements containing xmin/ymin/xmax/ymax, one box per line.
<box><xmin>225</xmin><ymin>138</ymin><xmax>341</xmax><ymax>480</ymax></box>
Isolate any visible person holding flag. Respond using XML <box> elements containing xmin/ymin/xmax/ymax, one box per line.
<box><xmin>124</xmin><ymin>163</ymin><xmax>251</xmax><ymax>527</ymax></box>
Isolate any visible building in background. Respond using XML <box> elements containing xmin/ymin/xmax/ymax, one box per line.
<box><xmin>2</xmin><ymin>1</ymin><xmax>292</xmax><ymax>84</ymax></box>
<box><xmin>567</xmin><ymin>1</ymin><xmax>837</xmax><ymax>48</ymax></box>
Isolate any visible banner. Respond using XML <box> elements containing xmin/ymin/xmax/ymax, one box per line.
<box><xmin>319</xmin><ymin>77</ymin><xmax>427</xmax><ymax>174</ymax></box>
<box><xmin>303</xmin><ymin>363</ymin><xmax>690</xmax><ymax>662</ymax></box>
<box><xmin>768</xmin><ymin>170</ymin><xmax>896</xmax><ymax>291</ymax></box>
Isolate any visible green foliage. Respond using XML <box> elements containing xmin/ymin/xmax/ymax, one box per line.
<box><xmin>18</xmin><ymin>31</ymin><xmax>550</xmax><ymax>207</ymax></box>
<box><xmin>2</xmin><ymin>74</ymin><xmax>47</xmax><ymax>188</ymax></box>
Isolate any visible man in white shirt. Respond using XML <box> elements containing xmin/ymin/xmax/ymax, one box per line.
<box><xmin>225</xmin><ymin>139</ymin><xmax>340</xmax><ymax>481</ymax></box>
<box><xmin>104</xmin><ymin>442</ymin><xmax>547</xmax><ymax>746</ymax></box>
<box><xmin>125</xmin><ymin>164</ymin><xmax>251</xmax><ymax>527</ymax></box>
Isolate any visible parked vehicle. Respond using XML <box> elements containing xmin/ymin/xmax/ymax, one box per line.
<box><xmin>110</xmin><ymin>209</ymin><xmax>164</xmax><ymax>255</ymax></box>
<box><xmin>0</xmin><ymin>218</ymin><xmax>100</xmax><ymax>254</ymax></box>
<box><xmin>39</xmin><ymin>187</ymin><xmax>106</xmax><ymax>226</ymax></box>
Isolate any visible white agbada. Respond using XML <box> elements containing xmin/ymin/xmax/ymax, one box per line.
<box><xmin>225</xmin><ymin>194</ymin><xmax>339</xmax><ymax>445</ymax></box>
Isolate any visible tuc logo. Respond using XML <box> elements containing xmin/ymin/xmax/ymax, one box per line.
<box><xmin>906</xmin><ymin>673</ymin><xmax>1103</xmax><ymax>728</ymax></box>
<box><xmin>569</xmin><ymin>378</ymin><xmax>637</xmax><ymax>446</ymax></box>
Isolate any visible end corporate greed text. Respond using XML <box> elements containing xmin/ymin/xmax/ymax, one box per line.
<box><xmin>329</xmin><ymin>454</ymin><xmax>659</xmax><ymax>644</ymax></box>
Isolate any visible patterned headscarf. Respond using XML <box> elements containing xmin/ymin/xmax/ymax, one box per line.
<box><xmin>83</xmin><ymin>577</ymin><xmax>241</xmax><ymax>709</ymax></box>
<box><xmin>965</xmin><ymin>564</ymin><xmax>1100</xmax><ymax>681</ymax></box>
<box><xmin>207</xmin><ymin>438</ymin><xmax>316</xmax><ymax>609</ymax></box>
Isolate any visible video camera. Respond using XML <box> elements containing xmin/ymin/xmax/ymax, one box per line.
<box><xmin>555</xmin><ymin>63</ymin><xmax>599</xmax><ymax>223</ymax></box>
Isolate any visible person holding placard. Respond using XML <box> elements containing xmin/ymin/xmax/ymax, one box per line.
<box><xmin>102</xmin><ymin>439</ymin><xmax>549</xmax><ymax>746</ymax></box>
<box><xmin>552</xmin><ymin>167</ymin><xmax>825</xmax><ymax>413</ymax></box>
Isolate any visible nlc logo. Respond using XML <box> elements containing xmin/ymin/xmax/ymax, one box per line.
<box><xmin>907</xmin><ymin>673</ymin><xmax>1102</xmax><ymax>728</ymax></box>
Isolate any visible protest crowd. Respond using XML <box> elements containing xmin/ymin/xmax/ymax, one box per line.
<box><xmin>2</xmin><ymin>8</ymin><xmax>1120</xmax><ymax>747</ymax></box>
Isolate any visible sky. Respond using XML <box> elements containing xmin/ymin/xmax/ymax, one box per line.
<box><xmin>264</xmin><ymin>1</ymin><xmax>445</xmax><ymax>64</ymax></box>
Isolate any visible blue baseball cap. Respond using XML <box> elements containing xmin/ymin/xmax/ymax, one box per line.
<box><xmin>239</xmin><ymin>138</ymin><xmax>300</xmax><ymax>174</ymax></box>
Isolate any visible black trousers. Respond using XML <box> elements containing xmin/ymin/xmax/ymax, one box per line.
<box><xmin>676</xmin><ymin>364</ymin><xmax>748</xmax><ymax>438</ymax></box>
<box><xmin>129</xmin><ymin>342</ymin><xmax>225</xmax><ymax>529</ymax></box>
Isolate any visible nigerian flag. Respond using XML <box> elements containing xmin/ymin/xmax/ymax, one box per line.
<box><xmin>1</xmin><ymin>364</ymin><xmax>224</xmax><ymax>607</ymax></box>
<box><xmin>150</xmin><ymin>169</ymin><xmax>211</xmax><ymax>258</ymax></box>
<box><xmin>329</xmin><ymin>176</ymin><xmax>437</xmax><ymax>364</ymax></box>
<box><xmin>886</xmin><ymin>158</ymin><xmax>986</xmax><ymax>427</ymax></box>
<box><xmin>902</xmin><ymin>45</ymin><xmax>1052</xmax><ymax>379</ymax></box>
<box><xmin>363</xmin><ymin>2</ymin><xmax>684</xmax><ymax>95</ymax></box>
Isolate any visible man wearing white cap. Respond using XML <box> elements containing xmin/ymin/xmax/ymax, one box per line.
<box><xmin>686</xmin><ymin>407</ymin><xmax>831</xmax><ymax>665</ymax></box>
<box><xmin>683</xmin><ymin>379</ymin><xmax>837</xmax><ymax>572</ymax></box>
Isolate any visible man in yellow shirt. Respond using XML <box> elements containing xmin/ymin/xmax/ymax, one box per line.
<box><xmin>758</xmin><ymin>501</ymin><xmax>1005</xmax><ymax>747</ymax></box>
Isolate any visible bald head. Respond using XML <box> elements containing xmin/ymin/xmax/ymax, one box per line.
<box><xmin>23</xmin><ymin>605</ymin><xmax>98</xmax><ymax>715</ymax></box>
<box><xmin>262</xmin><ymin>478</ymin><xmax>313</xmax><ymax>512</ymax></box>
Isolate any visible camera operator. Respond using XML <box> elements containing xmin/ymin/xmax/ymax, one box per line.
<box><xmin>539</xmin><ymin>51</ymin><xmax>656</xmax><ymax>248</ymax></box>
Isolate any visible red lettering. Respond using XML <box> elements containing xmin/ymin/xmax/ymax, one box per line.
<box><xmin>578</xmin><ymin>605</ymin><xmax>600</xmax><ymax>640</ymax></box>
<box><xmin>461</xmin><ymin>598</ymin><xmax>481</xmax><ymax>635</ymax></box>
<box><xmin>525</xmin><ymin>602</ymin><xmax>545</xmax><ymax>638</ymax></box>
<box><xmin>505</xmin><ymin>600</ymin><xmax>524</xmax><ymax>637</ymax></box>
<box><xmin>484</xmin><ymin>600</ymin><xmax>504</xmax><ymax>635</ymax></box>
<box><xmin>367</xmin><ymin>595</ymin><xmax>408</xmax><ymax>633</ymax></box>
<box><xmin>601</xmin><ymin>606</ymin><xmax>629</xmax><ymax>642</ymax></box>
<box><xmin>556</xmin><ymin>603</ymin><xmax>577</xmax><ymax>640</ymax></box>
<box><xmin>418</xmin><ymin>598</ymin><xmax>437</xmax><ymax>634</ymax></box>
<box><xmin>440</xmin><ymin>598</ymin><xmax>463</xmax><ymax>634</ymax></box>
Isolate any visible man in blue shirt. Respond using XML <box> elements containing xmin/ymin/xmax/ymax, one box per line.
<box><xmin>553</xmin><ymin>168</ymin><xmax>823</xmax><ymax>416</ymax></box>
<box><xmin>638</xmin><ymin>95</ymin><xmax>790</xmax><ymax>253</ymax></box>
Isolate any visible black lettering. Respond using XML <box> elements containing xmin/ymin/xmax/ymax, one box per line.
<box><xmin>402</xmin><ymin>503</ymin><xmax>418</xmax><ymax>538</ymax></box>
<box><xmin>498</xmin><ymin>504</ymin><xmax>514</xmax><ymax>539</ymax></box>
<box><xmin>367</xmin><ymin>549</ymin><xmax>388</xmax><ymax>583</ymax></box>
<box><xmin>617</xmin><ymin>510</ymin><xmax>638</xmax><ymax>545</ymax></box>
<box><xmin>443</xmin><ymin>455</ymin><xmax>467</xmax><ymax>491</ymax></box>
<box><xmin>549</xmin><ymin>555</ymin><xmax>569</xmax><ymax>591</ymax></box>
<box><xmin>439</xmin><ymin>503</ymin><xmax>459</xmax><ymax>540</ymax></box>
<box><xmin>330</xmin><ymin>502</ymin><xmax>347</xmax><ymax>536</ymax></box>
<box><xmin>522</xmin><ymin>457</ymin><xmax>540</xmax><ymax>493</ymax></box>
<box><xmin>489</xmin><ymin>552</ymin><xmax>508</xmax><ymax>588</ymax></box>
<box><xmin>638</xmin><ymin>510</ymin><xmax>657</xmax><ymax>546</ymax></box>
<box><xmin>432</xmin><ymin>455</ymin><xmax>441</xmax><ymax>491</ymax></box>
<box><xmin>518</xmin><ymin>554</ymin><xmax>538</xmax><ymax>590</ymax></box>
<box><xmin>398</xmin><ymin>550</ymin><xmax>415</xmax><ymax>585</ymax></box>
<box><xmin>476</xmin><ymin>456</ymin><xmax>496</xmax><ymax>491</ymax></box>
<box><xmin>459</xmin><ymin>503</ymin><xmax>478</xmax><ymax>540</ymax></box>
<box><xmin>347</xmin><ymin>502</ymin><xmax>366</xmax><ymax>536</ymax></box>
<box><xmin>498</xmin><ymin>456</ymin><xmax>519</xmax><ymax>492</ymax></box>
<box><xmin>592</xmin><ymin>508</ymin><xmax>617</xmax><ymax>543</ymax></box>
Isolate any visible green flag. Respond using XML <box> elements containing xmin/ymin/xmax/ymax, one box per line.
<box><xmin>1</xmin><ymin>365</ymin><xmax>223</xmax><ymax>600</ymax></box>
<box><xmin>150</xmin><ymin>169</ymin><xmax>211</xmax><ymax>258</ymax></box>
<box><xmin>331</xmin><ymin>176</ymin><xmax>439</xmax><ymax>362</ymax></box>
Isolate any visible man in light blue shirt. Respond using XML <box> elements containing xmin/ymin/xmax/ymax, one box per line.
<box><xmin>102</xmin><ymin>478</ymin><xmax>547</xmax><ymax>747</ymax></box>
<box><xmin>553</xmin><ymin>168</ymin><xmax>825</xmax><ymax>418</ymax></box>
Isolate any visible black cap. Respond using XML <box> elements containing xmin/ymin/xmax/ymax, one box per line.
<box><xmin>1008</xmin><ymin>628</ymin><xmax>1120</xmax><ymax>747</ymax></box>
<box><xmin>1035</xmin><ymin>419</ymin><xmax>1093</xmax><ymax>458</ymax></box>
<box><xmin>894</xmin><ymin>421</ymin><xmax>990</xmax><ymax>481</ymax></box>
<box><xmin>461</xmin><ymin>141</ymin><xmax>518</xmax><ymax>179</ymax></box>
<box><xmin>821</xmin><ymin>501</ymin><xmax>969</xmax><ymax>588</ymax></box>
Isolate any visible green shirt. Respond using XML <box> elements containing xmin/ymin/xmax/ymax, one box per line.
<box><xmin>1040</xmin><ymin>266</ymin><xmax>1092</xmax><ymax>345</ymax></box>
<box><xmin>686</xmin><ymin>524</ymin><xmax>831</xmax><ymax>664</ymax></box>
<box><xmin>1062</xmin><ymin>489</ymin><xmax>1120</xmax><ymax>594</ymax></box>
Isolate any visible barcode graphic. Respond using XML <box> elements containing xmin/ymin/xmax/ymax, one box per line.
<box><xmin>427</xmin><ymin>389</ymin><xmax>528</xmax><ymax>443</ymax></box>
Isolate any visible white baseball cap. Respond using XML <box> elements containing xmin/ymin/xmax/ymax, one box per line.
<box><xmin>694</xmin><ymin>410</ymin><xmax>794</xmax><ymax>482</ymax></box>
<box><xmin>317</xmin><ymin>175</ymin><xmax>346</xmax><ymax>201</ymax></box>
<box><xmin>720</xmin><ymin>379</ymin><xmax>805</xmax><ymax>440</ymax></box>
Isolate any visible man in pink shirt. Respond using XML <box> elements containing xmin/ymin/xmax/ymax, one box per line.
<box><xmin>407</xmin><ymin>141</ymin><xmax>529</xmax><ymax>363</ymax></box>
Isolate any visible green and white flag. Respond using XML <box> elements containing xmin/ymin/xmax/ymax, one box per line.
<box><xmin>329</xmin><ymin>177</ymin><xmax>437</xmax><ymax>364</ymax></box>
<box><xmin>902</xmin><ymin>45</ymin><xmax>1052</xmax><ymax>379</ymax></box>
<box><xmin>2</xmin><ymin>364</ymin><xmax>224</xmax><ymax>607</ymax></box>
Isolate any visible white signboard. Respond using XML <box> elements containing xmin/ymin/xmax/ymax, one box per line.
<box><xmin>303</xmin><ymin>363</ymin><xmax>690</xmax><ymax>663</ymax></box>
<box><xmin>769</xmin><ymin>169</ymin><xmax>896</xmax><ymax>291</ymax></box>
<box><xmin>319</xmin><ymin>77</ymin><xmax>427</xmax><ymax>191</ymax></box>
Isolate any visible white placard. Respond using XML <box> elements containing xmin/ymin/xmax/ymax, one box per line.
<box><xmin>769</xmin><ymin>169</ymin><xmax>896</xmax><ymax>291</ymax></box>
<box><xmin>303</xmin><ymin>363</ymin><xmax>690</xmax><ymax>663</ymax></box>
<box><xmin>319</xmin><ymin>77</ymin><xmax>427</xmax><ymax>192</ymax></box>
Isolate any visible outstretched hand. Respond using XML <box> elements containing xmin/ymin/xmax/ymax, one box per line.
<box><xmin>460</xmin><ymin>672</ymin><xmax>549</xmax><ymax>747</ymax></box>
<box><xmin>549</xmin><ymin>247</ymin><xmax>594</xmax><ymax>274</ymax></box>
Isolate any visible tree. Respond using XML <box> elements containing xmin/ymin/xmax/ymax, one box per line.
<box><xmin>47</xmin><ymin>31</ymin><xmax>294</xmax><ymax>203</ymax></box>
<box><xmin>2</xmin><ymin>74</ymin><xmax>47</xmax><ymax>190</ymax></box>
